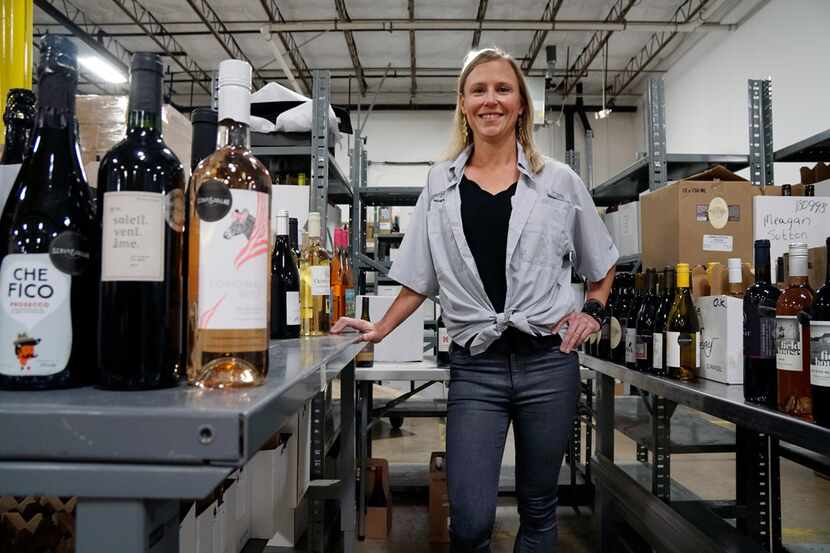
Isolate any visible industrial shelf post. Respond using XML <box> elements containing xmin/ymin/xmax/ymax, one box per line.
<box><xmin>310</xmin><ymin>69</ymin><xmax>332</xmax><ymax>248</ymax></box>
<box><xmin>646</xmin><ymin>79</ymin><xmax>667</xmax><ymax>191</ymax></box>
<box><xmin>748</xmin><ymin>79</ymin><xmax>774</xmax><ymax>188</ymax></box>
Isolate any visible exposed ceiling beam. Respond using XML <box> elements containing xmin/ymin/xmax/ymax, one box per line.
<box><xmin>185</xmin><ymin>0</ymin><xmax>266</xmax><ymax>89</ymax></box>
<box><xmin>109</xmin><ymin>0</ymin><xmax>213</xmax><ymax>95</ymax></box>
<box><xmin>409</xmin><ymin>0</ymin><xmax>416</xmax><ymax>100</ymax></box>
<box><xmin>259</xmin><ymin>0</ymin><xmax>312</xmax><ymax>95</ymax></box>
<box><xmin>607</xmin><ymin>0</ymin><xmax>712</xmax><ymax>105</ymax></box>
<box><xmin>334</xmin><ymin>0</ymin><xmax>368</xmax><ymax>96</ymax></box>
<box><xmin>558</xmin><ymin>0</ymin><xmax>638</xmax><ymax>98</ymax></box>
<box><xmin>471</xmin><ymin>0</ymin><xmax>488</xmax><ymax>49</ymax></box>
<box><xmin>520</xmin><ymin>0</ymin><xmax>563</xmax><ymax>73</ymax></box>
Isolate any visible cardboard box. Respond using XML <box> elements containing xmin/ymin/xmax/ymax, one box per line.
<box><xmin>616</xmin><ymin>201</ymin><xmax>641</xmax><ymax>257</ymax></box>
<box><xmin>752</xmin><ymin>196</ymin><xmax>830</xmax><ymax>282</ymax></box>
<box><xmin>809</xmin><ymin>245</ymin><xmax>827</xmax><ymax>290</ymax></box>
<box><xmin>365</xmin><ymin>458</ymin><xmax>393</xmax><ymax>539</ymax></box>
<box><xmin>357</xmin><ymin>295</ymin><xmax>424</xmax><ymax>362</ymax></box>
<box><xmin>698</xmin><ymin>295</ymin><xmax>744</xmax><ymax>384</ymax></box>
<box><xmin>429</xmin><ymin>452</ymin><xmax>450</xmax><ymax>543</ymax></box>
<box><xmin>377</xmin><ymin>284</ymin><xmax>435</xmax><ymax>323</ymax></box>
<box><xmin>641</xmin><ymin>166</ymin><xmax>760</xmax><ymax>270</ymax></box>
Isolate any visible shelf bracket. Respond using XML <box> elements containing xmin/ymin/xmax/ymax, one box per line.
<box><xmin>748</xmin><ymin>79</ymin><xmax>774</xmax><ymax>188</ymax></box>
<box><xmin>310</xmin><ymin>69</ymin><xmax>332</xmax><ymax>249</ymax></box>
<box><xmin>646</xmin><ymin>79</ymin><xmax>667</xmax><ymax>191</ymax></box>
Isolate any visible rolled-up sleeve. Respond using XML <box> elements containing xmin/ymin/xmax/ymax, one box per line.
<box><xmin>568</xmin><ymin>171</ymin><xmax>618</xmax><ymax>282</ymax></box>
<box><xmin>387</xmin><ymin>186</ymin><xmax>439</xmax><ymax>297</ymax></box>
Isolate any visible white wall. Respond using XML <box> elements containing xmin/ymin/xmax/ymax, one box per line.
<box><xmin>663</xmin><ymin>0</ymin><xmax>830</xmax><ymax>184</ymax></box>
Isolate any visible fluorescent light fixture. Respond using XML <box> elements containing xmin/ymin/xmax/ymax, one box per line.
<box><xmin>595</xmin><ymin>108</ymin><xmax>612</xmax><ymax>120</ymax></box>
<box><xmin>79</xmin><ymin>56</ymin><xmax>127</xmax><ymax>84</ymax></box>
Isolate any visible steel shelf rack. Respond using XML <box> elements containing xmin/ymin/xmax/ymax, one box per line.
<box><xmin>774</xmin><ymin>128</ymin><xmax>830</xmax><ymax>163</ymax></box>
<box><xmin>580</xmin><ymin>353</ymin><xmax>830</xmax><ymax>553</ymax></box>
<box><xmin>0</xmin><ymin>336</ymin><xmax>365</xmax><ymax>553</ymax></box>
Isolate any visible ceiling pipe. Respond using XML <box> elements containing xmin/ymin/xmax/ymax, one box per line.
<box><xmin>259</xmin><ymin>26</ymin><xmax>304</xmax><ymax>95</ymax></box>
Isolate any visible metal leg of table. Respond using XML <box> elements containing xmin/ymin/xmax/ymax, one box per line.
<box><xmin>651</xmin><ymin>396</ymin><xmax>673</xmax><ymax>502</ymax></box>
<box><xmin>339</xmin><ymin>362</ymin><xmax>356</xmax><ymax>553</ymax></box>
<box><xmin>309</xmin><ymin>390</ymin><xmax>327</xmax><ymax>553</ymax></box>
<box><xmin>736</xmin><ymin>426</ymin><xmax>777</xmax><ymax>551</ymax></box>
<box><xmin>357</xmin><ymin>380</ymin><xmax>371</xmax><ymax>540</ymax></box>
<box><xmin>585</xmin><ymin>378</ymin><xmax>594</xmax><ymax>483</ymax></box>
<box><xmin>595</xmin><ymin>372</ymin><xmax>617</xmax><ymax>553</ymax></box>
<box><xmin>76</xmin><ymin>498</ymin><xmax>179</xmax><ymax>553</ymax></box>
<box><xmin>367</xmin><ymin>383</ymin><xmax>374</xmax><ymax>459</ymax></box>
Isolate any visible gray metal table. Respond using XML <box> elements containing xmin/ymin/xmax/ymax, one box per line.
<box><xmin>354</xmin><ymin>360</ymin><xmax>595</xmax><ymax>539</ymax></box>
<box><xmin>581</xmin><ymin>353</ymin><xmax>830</xmax><ymax>553</ymax></box>
<box><xmin>0</xmin><ymin>336</ymin><xmax>366</xmax><ymax>553</ymax></box>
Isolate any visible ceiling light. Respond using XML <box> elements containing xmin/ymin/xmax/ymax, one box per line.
<box><xmin>79</xmin><ymin>56</ymin><xmax>127</xmax><ymax>84</ymax></box>
<box><xmin>595</xmin><ymin>108</ymin><xmax>612</xmax><ymax>120</ymax></box>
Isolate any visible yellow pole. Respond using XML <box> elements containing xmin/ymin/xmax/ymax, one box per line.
<box><xmin>1</xmin><ymin>0</ymin><xmax>34</xmax><ymax>145</ymax></box>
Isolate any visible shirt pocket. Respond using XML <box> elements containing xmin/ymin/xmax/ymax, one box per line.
<box><xmin>426</xmin><ymin>199</ymin><xmax>464</xmax><ymax>279</ymax></box>
<box><xmin>518</xmin><ymin>191</ymin><xmax>572</xmax><ymax>268</ymax></box>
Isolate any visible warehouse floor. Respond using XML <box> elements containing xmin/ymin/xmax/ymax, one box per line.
<box><xmin>354</xmin><ymin>386</ymin><xmax>830</xmax><ymax>553</ymax></box>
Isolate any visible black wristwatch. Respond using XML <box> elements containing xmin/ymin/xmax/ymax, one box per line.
<box><xmin>582</xmin><ymin>299</ymin><xmax>609</xmax><ymax>328</ymax></box>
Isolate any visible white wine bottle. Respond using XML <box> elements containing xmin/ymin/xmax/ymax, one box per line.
<box><xmin>300</xmin><ymin>212</ymin><xmax>330</xmax><ymax>336</ymax></box>
<box><xmin>187</xmin><ymin>60</ymin><xmax>271</xmax><ymax>388</ymax></box>
<box><xmin>665</xmin><ymin>263</ymin><xmax>701</xmax><ymax>382</ymax></box>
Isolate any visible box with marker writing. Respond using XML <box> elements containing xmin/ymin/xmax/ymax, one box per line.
<box><xmin>698</xmin><ymin>295</ymin><xmax>744</xmax><ymax>384</ymax></box>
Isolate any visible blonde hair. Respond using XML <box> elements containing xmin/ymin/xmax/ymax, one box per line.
<box><xmin>446</xmin><ymin>47</ymin><xmax>545</xmax><ymax>174</ymax></box>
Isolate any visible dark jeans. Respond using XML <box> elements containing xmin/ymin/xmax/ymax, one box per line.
<box><xmin>446</xmin><ymin>345</ymin><xmax>579</xmax><ymax>553</ymax></box>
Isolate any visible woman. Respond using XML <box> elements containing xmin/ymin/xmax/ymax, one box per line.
<box><xmin>332</xmin><ymin>47</ymin><xmax>617</xmax><ymax>553</ymax></box>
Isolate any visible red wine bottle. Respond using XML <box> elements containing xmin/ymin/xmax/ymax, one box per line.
<box><xmin>635</xmin><ymin>269</ymin><xmax>660</xmax><ymax>372</ymax></box>
<box><xmin>1</xmin><ymin>89</ymin><xmax>36</xmax><ymax>165</ymax></box>
<box><xmin>743</xmin><ymin>240</ymin><xmax>780</xmax><ymax>406</ymax></box>
<box><xmin>271</xmin><ymin>209</ymin><xmax>300</xmax><ymax>339</ymax></box>
<box><xmin>809</xmin><ymin>237</ymin><xmax>830</xmax><ymax>428</ymax></box>
<box><xmin>96</xmin><ymin>53</ymin><xmax>186</xmax><ymax>389</ymax></box>
<box><xmin>0</xmin><ymin>36</ymin><xmax>97</xmax><ymax>390</ymax></box>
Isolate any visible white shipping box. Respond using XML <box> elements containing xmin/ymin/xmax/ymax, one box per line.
<box><xmin>376</xmin><ymin>284</ymin><xmax>435</xmax><ymax>323</ymax></box>
<box><xmin>753</xmin><ymin>196</ymin><xmax>830</xmax><ymax>282</ymax></box>
<box><xmin>698</xmin><ymin>295</ymin><xmax>744</xmax><ymax>384</ymax></box>
<box><xmin>214</xmin><ymin>494</ymin><xmax>228</xmax><ymax>553</ymax></box>
<box><xmin>617</xmin><ymin>201</ymin><xmax>641</xmax><ymax>257</ymax></box>
<box><xmin>195</xmin><ymin>500</ymin><xmax>216</xmax><ymax>553</ymax></box>
<box><xmin>358</xmin><ymin>294</ymin><xmax>424</xmax><ymax>362</ymax></box>
<box><xmin>179</xmin><ymin>502</ymin><xmax>197</xmax><ymax>553</ymax></box>
<box><xmin>233</xmin><ymin>467</ymin><xmax>252</xmax><ymax>552</ymax></box>
<box><xmin>271</xmin><ymin>185</ymin><xmax>340</xmax><ymax>247</ymax></box>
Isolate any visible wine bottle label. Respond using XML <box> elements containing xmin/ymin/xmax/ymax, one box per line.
<box><xmin>310</xmin><ymin>266</ymin><xmax>330</xmax><ymax>296</ymax></box>
<box><xmin>198</xmin><ymin>189</ymin><xmax>269</xmax><ymax>330</ymax></box>
<box><xmin>666</xmin><ymin>331</ymin><xmax>700</xmax><ymax>369</ymax></box>
<box><xmin>635</xmin><ymin>333</ymin><xmax>650</xmax><ymax>361</ymax></box>
<box><xmin>164</xmin><ymin>189</ymin><xmax>186</xmax><ymax>232</ymax></box>
<box><xmin>652</xmin><ymin>333</ymin><xmax>663</xmax><ymax>369</ymax></box>
<box><xmin>609</xmin><ymin>317</ymin><xmax>622</xmax><ymax>349</ymax></box>
<box><xmin>0</xmin><ymin>254</ymin><xmax>71</xmax><ymax>376</ymax></box>
<box><xmin>809</xmin><ymin>321</ymin><xmax>830</xmax><ymax>387</ymax></box>
<box><xmin>285</xmin><ymin>291</ymin><xmax>300</xmax><ymax>325</ymax></box>
<box><xmin>345</xmin><ymin>289</ymin><xmax>356</xmax><ymax>318</ymax></box>
<box><xmin>48</xmin><ymin>231</ymin><xmax>91</xmax><ymax>276</ymax></box>
<box><xmin>776</xmin><ymin>316</ymin><xmax>802</xmax><ymax>371</ymax></box>
<box><xmin>438</xmin><ymin>327</ymin><xmax>450</xmax><ymax>352</ymax></box>
<box><xmin>744</xmin><ymin>304</ymin><xmax>776</xmax><ymax>359</ymax></box>
<box><xmin>624</xmin><ymin>328</ymin><xmax>636</xmax><ymax>363</ymax></box>
<box><xmin>195</xmin><ymin>179</ymin><xmax>232</xmax><ymax>222</ymax></box>
<box><xmin>101</xmin><ymin>191</ymin><xmax>164</xmax><ymax>282</ymax></box>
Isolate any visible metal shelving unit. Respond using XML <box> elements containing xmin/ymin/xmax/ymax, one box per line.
<box><xmin>774</xmin><ymin>128</ymin><xmax>830</xmax><ymax>162</ymax></box>
<box><xmin>581</xmin><ymin>353</ymin><xmax>830</xmax><ymax>553</ymax></box>
<box><xmin>359</xmin><ymin>186</ymin><xmax>422</xmax><ymax>207</ymax></box>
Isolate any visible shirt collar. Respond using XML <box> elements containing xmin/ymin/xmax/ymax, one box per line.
<box><xmin>446</xmin><ymin>141</ymin><xmax>536</xmax><ymax>189</ymax></box>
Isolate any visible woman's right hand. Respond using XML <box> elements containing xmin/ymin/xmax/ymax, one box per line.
<box><xmin>330</xmin><ymin>317</ymin><xmax>386</xmax><ymax>343</ymax></box>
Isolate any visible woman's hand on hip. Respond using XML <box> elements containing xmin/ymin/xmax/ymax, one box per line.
<box><xmin>330</xmin><ymin>317</ymin><xmax>385</xmax><ymax>343</ymax></box>
<box><xmin>552</xmin><ymin>312</ymin><xmax>600</xmax><ymax>354</ymax></box>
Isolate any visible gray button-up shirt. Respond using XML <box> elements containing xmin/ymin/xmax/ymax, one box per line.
<box><xmin>388</xmin><ymin>143</ymin><xmax>618</xmax><ymax>355</ymax></box>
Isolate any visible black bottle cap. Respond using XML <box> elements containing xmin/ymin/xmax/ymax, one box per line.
<box><xmin>3</xmin><ymin>89</ymin><xmax>36</xmax><ymax>125</ymax></box>
<box><xmin>754</xmin><ymin>239</ymin><xmax>771</xmax><ymax>249</ymax></box>
<box><xmin>129</xmin><ymin>52</ymin><xmax>163</xmax><ymax>113</ymax></box>
<box><xmin>36</xmin><ymin>35</ymin><xmax>78</xmax><ymax>117</ymax></box>
<box><xmin>191</xmin><ymin>108</ymin><xmax>218</xmax><ymax>125</ymax></box>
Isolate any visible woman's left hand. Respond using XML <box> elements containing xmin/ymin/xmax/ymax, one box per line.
<box><xmin>552</xmin><ymin>311</ymin><xmax>600</xmax><ymax>354</ymax></box>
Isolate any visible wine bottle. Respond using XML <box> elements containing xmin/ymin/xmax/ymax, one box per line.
<box><xmin>776</xmin><ymin>257</ymin><xmax>785</xmax><ymax>289</ymax></box>
<box><xmin>96</xmin><ymin>52</ymin><xmax>186</xmax><ymax>389</ymax></box>
<box><xmin>624</xmin><ymin>272</ymin><xmax>644</xmax><ymax>370</ymax></box>
<box><xmin>611</xmin><ymin>273</ymin><xmax>632</xmax><ymax>364</ymax></box>
<box><xmin>652</xmin><ymin>266</ymin><xmax>675</xmax><ymax>377</ymax></box>
<box><xmin>809</xmin><ymin>237</ymin><xmax>830</xmax><ymax>428</ymax></box>
<box><xmin>356</xmin><ymin>296</ymin><xmax>374</xmax><ymax>368</ymax></box>
<box><xmin>727</xmin><ymin>258</ymin><xmax>744</xmax><ymax>298</ymax></box>
<box><xmin>743</xmin><ymin>240</ymin><xmax>780</xmax><ymax>406</ymax></box>
<box><xmin>289</xmin><ymin>217</ymin><xmax>300</xmax><ymax>260</ymax></box>
<box><xmin>190</xmin><ymin>108</ymin><xmax>218</xmax><ymax>172</ymax></box>
<box><xmin>666</xmin><ymin>263</ymin><xmax>700</xmax><ymax>381</ymax></box>
<box><xmin>437</xmin><ymin>312</ymin><xmax>450</xmax><ymax>365</ymax></box>
<box><xmin>804</xmin><ymin>184</ymin><xmax>815</xmax><ymax>197</ymax></box>
<box><xmin>330</xmin><ymin>228</ymin><xmax>346</xmax><ymax>324</ymax></box>
<box><xmin>776</xmin><ymin>243</ymin><xmax>814</xmax><ymax>420</ymax></box>
<box><xmin>635</xmin><ymin>269</ymin><xmax>660</xmax><ymax>372</ymax></box>
<box><xmin>342</xmin><ymin>228</ymin><xmax>356</xmax><ymax>318</ymax></box>
<box><xmin>367</xmin><ymin>463</ymin><xmax>387</xmax><ymax>507</ymax></box>
<box><xmin>597</xmin><ymin>283</ymin><xmax>616</xmax><ymax>360</ymax></box>
<box><xmin>270</xmin><ymin>209</ymin><xmax>300</xmax><ymax>339</ymax></box>
<box><xmin>0</xmin><ymin>36</ymin><xmax>96</xmax><ymax>390</ymax></box>
<box><xmin>300</xmin><ymin>212</ymin><xmax>330</xmax><ymax>336</ymax></box>
<box><xmin>1</xmin><ymin>89</ymin><xmax>36</xmax><ymax>165</ymax></box>
<box><xmin>187</xmin><ymin>59</ymin><xmax>271</xmax><ymax>389</ymax></box>
<box><xmin>781</xmin><ymin>184</ymin><xmax>792</xmax><ymax>196</ymax></box>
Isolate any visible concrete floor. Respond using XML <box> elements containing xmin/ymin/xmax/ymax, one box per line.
<box><xmin>356</xmin><ymin>384</ymin><xmax>830</xmax><ymax>553</ymax></box>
